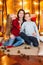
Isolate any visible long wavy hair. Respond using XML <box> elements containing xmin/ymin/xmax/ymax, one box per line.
<box><xmin>17</xmin><ymin>9</ymin><xmax>25</xmax><ymax>22</ymax></box>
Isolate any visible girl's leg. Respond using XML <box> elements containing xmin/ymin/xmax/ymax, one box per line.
<box><xmin>13</xmin><ymin>36</ymin><xmax>24</xmax><ymax>46</ymax></box>
<box><xmin>20</xmin><ymin>32</ymin><xmax>31</xmax><ymax>45</ymax></box>
<box><xmin>8</xmin><ymin>37</ymin><xmax>15</xmax><ymax>46</ymax></box>
<box><xmin>3</xmin><ymin>40</ymin><xmax>9</xmax><ymax>46</ymax></box>
<box><xmin>4</xmin><ymin>36</ymin><xmax>15</xmax><ymax>46</ymax></box>
<box><xmin>28</xmin><ymin>36</ymin><xmax>39</xmax><ymax>47</ymax></box>
<box><xmin>20</xmin><ymin>32</ymin><xmax>39</xmax><ymax>47</ymax></box>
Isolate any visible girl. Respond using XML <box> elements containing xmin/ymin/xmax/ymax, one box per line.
<box><xmin>3</xmin><ymin>9</ymin><xmax>25</xmax><ymax>46</ymax></box>
<box><xmin>20</xmin><ymin>13</ymin><xmax>40</xmax><ymax>47</ymax></box>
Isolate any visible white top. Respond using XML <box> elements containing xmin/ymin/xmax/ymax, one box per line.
<box><xmin>20</xmin><ymin>21</ymin><xmax>40</xmax><ymax>42</ymax></box>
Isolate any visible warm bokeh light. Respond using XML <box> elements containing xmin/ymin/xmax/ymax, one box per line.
<box><xmin>25</xmin><ymin>10</ymin><xmax>30</xmax><ymax>13</ymax></box>
<box><xmin>36</xmin><ymin>20</ymin><xmax>38</xmax><ymax>25</ymax></box>
<box><xmin>0</xmin><ymin>1</ymin><xmax>3</xmax><ymax>5</ymax></box>
<box><xmin>7</xmin><ymin>0</ymin><xmax>14</xmax><ymax>14</ymax></box>
<box><xmin>19</xmin><ymin>1</ymin><xmax>27</xmax><ymax>5</ymax></box>
<box><xmin>40</xmin><ymin>11</ymin><xmax>41</xmax><ymax>14</ymax></box>
<box><xmin>0</xmin><ymin>0</ymin><xmax>43</xmax><ymax>36</ymax></box>
<box><xmin>0</xmin><ymin>32</ymin><xmax>2</xmax><ymax>36</ymax></box>
<box><xmin>33</xmin><ymin>1</ymin><xmax>38</xmax><ymax>5</ymax></box>
<box><xmin>19</xmin><ymin>2</ymin><xmax>22</xmax><ymax>5</ymax></box>
<box><xmin>3</xmin><ymin>18</ymin><xmax>6</xmax><ymax>26</ymax></box>
<box><xmin>1</xmin><ymin>55</ymin><xmax>10</xmax><ymax>65</ymax></box>
<box><xmin>3</xmin><ymin>18</ymin><xmax>7</xmax><ymax>33</ymax></box>
<box><xmin>1</xmin><ymin>55</ymin><xmax>17</xmax><ymax>65</ymax></box>
<box><xmin>35</xmin><ymin>11</ymin><xmax>39</xmax><ymax>15</ymax></box>
<box><xmin>40</xmin><ymin>32</ymin><xmax>43</xmax><ymax>35</ymax></box>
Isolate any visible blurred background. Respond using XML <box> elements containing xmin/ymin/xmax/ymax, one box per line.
<box><xmin>0</xmin><ymin>0</ymin><xmax>43</xmax><ymax>37</ymax></box>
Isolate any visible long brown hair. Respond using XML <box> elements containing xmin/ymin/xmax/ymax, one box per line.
<box><xmin>17</xmin><ymin>9</ymin><xmax>25</xmax><ymax>22</ymax></box>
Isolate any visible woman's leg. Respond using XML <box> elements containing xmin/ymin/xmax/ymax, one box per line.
<box><xmin>13</xmin><ymin>36</ymin><xmax>24</xmax><ymax>46</ymax></box>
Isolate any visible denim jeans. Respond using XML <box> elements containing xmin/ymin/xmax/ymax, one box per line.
<box><xmin>3</xmin><ymin>36</ymin><xmax>24</xmax><ymax>46</ymax></box>
<box><xmin>3</xmin><ymin>37</ymin><xmax>15</xmax><ymax>46</ymax></box>
<box><xmin>20</xmin><ymin>32</ymin><xmax>39</xmax><ymax>47</ymax></box>
<box><xmin>13</xmin><ymin>36</ymin><xmax>24</xmax><ymax>46</ymax></box>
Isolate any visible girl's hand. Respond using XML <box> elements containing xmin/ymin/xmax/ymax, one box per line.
<box><xmin>10</xmin><ymin>34</ymin><xmax>15</xmax><ymax>39</ymax></box>
<box><xmin>4</xmin><ymin>35</ymin><xmax>10</xmax><ymax>41</ymax></box>
<box><xmin>32</xmin><ymin>32</ymin><xmax>36</xmax><ymax>36</ymax></box>
<box><xmin>10</xmin><ymin>14</ymin><xmax>17</xmax><ymax>20</ymax></box>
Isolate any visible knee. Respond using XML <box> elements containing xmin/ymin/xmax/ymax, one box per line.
<box><xmin>20</xmin><ymin>32</ymin><xmax>25</xmax><ymax>37</ymax></box>
<box><xmin>21</xmin><ymin>39</ymin><xmax>25</xmax><ymax>43</ymax></box>
<box><xmin>10</xmin><ymin>34</ymin><xmax>15</xmax><ymax>39</ymax></box>
<box><xmin>33</xmin><ymin>43</ymin><xmax>39</xmax><ymax>47</ymax></box>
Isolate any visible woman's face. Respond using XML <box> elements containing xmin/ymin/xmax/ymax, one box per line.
<box><xmin>19</xmin><ymin>11</ymin><xmax>24</xmax><ymax>18</ymax></box>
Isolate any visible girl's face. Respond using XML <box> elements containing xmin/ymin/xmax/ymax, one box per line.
<box><xmin>25</xmin><ymin>14</ymin><xmax>31</xmax><ymax>21</ymax></box>
<box><xmin>10</xmin><ymin>14</ymin><xmax>17</xmax><ymax>20</ymax></box>
<box><xmin>19</xmin><ymin>11</ymin><xmax>24</xmax><ymax>18</ymax></box>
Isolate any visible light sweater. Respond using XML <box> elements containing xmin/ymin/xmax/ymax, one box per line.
<box><xmin>20</xmin><ymin>21</ymin><xmax>40</xmax><ymax>42</ymax></box>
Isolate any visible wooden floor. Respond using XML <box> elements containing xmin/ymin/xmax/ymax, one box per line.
<box><xmin>0</xmin><ymin>51</ymin><xmax>43</xmax><ymax>65</ymax></box>
<box><xmin>0</xmin><ymin>37</ymin><xmax>43</xmax><ymax>65</ymax></box>
<box><xmin>0</xmin><ymin>44</ymin><xmax>43</xmax><ymax>65</ymax></box>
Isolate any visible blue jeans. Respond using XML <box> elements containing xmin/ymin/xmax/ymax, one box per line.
<box><xmin>3</xmin><ymin>36</ymin><xmax>24</xmax><ymax>46</ymax></box>
<box><xmin>3</xmin><ymin>37</ymin><xmax>15</xmax><ymax>46</ymax></box>
<box><xmin>13</xmin><ymin>36</ymin><xmax>24</xmax><ymax>46</ymax></box>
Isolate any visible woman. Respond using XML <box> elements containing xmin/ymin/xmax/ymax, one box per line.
<box><xmin>3</xmin><ymin>9</ymin><xmax>25</xmax><ymax>46</ymax></box>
